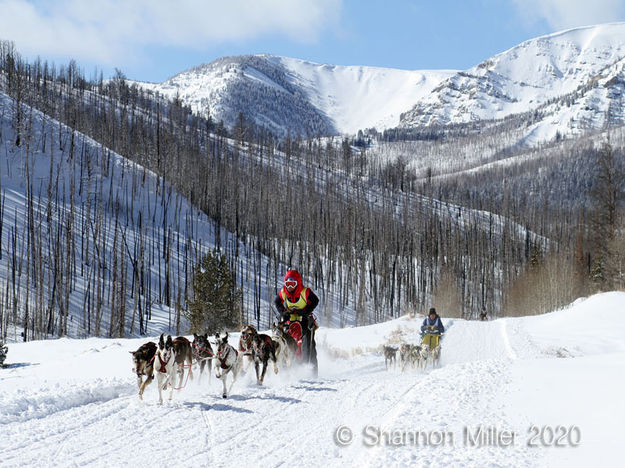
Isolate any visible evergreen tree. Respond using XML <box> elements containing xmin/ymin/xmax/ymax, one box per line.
<box><xmin>185</xmin><ymin>250</ymin><xmax>242</xmax><ymax>334</ymax></box>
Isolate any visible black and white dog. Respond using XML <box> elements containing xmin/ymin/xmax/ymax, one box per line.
<box><xmin>383</xmin><ymin>345</ymin><xmax>398</xmax><ymax>370</ymax></box>
<box><xmin>272</xmin><ymin>322</ymin><xmax>298</xmax><ymax>354</ymax></box>
<box><xmin>399</xmin><ymin>343</ymin><xmax>422</xmax><ymax>371</ymax></box>
<box><xmin>130</xmin><ymin>341</ymin><xmax>157</xmax><ymax>400</ymax></box>
<box><xmin>192</xmin><ymin>333</ymin><xmax>214</xmax><ymax>381</ymax></box>
<box><xmin>271</xmin><ymin>322</ymin><xmax>294</xmax><ymax>369</ymax></box>
<box><xmin>214</xmin><ymin>332</ymin><xmax>242</xmax><ymax>398</ymax></box>
<box><xmin>155</xmin><ymin>334</ymin><xmax>178</xmax><ymax>404</ymax></box>
<box><xmin>419</xmin><ymin>343</ymin><xmax>442</xmax><ymax>369</ymax></box>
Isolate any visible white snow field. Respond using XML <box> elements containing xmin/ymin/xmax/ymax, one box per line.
<box><xmin>1</xmin><ymin>292</ymin><xmax>623</xmax><ymax>467</ymax></box>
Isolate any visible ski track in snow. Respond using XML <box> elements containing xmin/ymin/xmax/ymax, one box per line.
<box><xmin>0</xmin><ymin>329</ymin><xmax>530</xmax><ymax>468</ymax></box>
<box><xmin>2</xmin><ymin>293</ymin><xmax>625</xmax><ymax>467</ymax></box>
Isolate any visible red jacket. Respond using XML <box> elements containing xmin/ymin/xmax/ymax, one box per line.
<box><xmin>274</xmin><ymin>270</ymin><xmax>319</xmax><ymax>318</ymax></box>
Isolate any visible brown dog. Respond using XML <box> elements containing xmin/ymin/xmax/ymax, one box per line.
<box><xmin>172</xmin><ymin>336</ymin><xmax>194</xmax><ymax>388</ymax></box>
<box><xmin>130</xmin><ymin>341</ymin><xmax>157</xmax><ymax>400</ymax></box>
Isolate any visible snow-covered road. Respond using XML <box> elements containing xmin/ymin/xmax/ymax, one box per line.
<box><xmin>2</xmin><ymin>293</ymin><xmax>624</xmax><ymax>467</ymax></box>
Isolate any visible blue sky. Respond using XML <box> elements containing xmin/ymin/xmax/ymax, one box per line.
<box><xmin>1</xmin><ymin>0</ymin><xmax>625</xmax><ymax>82</ymax></box>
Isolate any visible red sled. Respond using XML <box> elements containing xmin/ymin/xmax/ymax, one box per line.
<box><xmin>287</xmin><ymin>321</ymin><xmax>304</xmax><ymax>359</ymax></box>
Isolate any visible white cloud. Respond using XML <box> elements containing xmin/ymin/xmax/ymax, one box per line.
<box><xmin>511</xmin><ymin>0</ymin><xmax>625</xmax><ymax>31</ymax></box>
<box><xmin>0</xmin><ymin>0</ymin><xmax>343</xmax><ymax>65</ymax></box>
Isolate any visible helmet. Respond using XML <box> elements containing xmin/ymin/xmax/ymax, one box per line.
<box><xmin>428</xmin><ymin>307</ymin><xmax>437</xmax><ymax>316</ymax></box>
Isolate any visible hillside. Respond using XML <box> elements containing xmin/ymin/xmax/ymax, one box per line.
<box><xmin>1</xmin><ymin>37</ymin><xmax>620</xmax><ymax>344</ymax></box>
<box><xmin>0</xmin><ymin>91</ymin><xmax>225</xmax><ymax>339</ymax></box>
<box><xmin>0</xmin><ymin>86</ymin><xmax>552</xmax><ymax>340</ymax></box>
<box><xmin>1</xmin><ymin>292</ymin><xmax>623</xmax><ymax>467</ymax></box>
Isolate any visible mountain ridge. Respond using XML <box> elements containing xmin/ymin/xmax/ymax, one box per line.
<box><xmin>132</xmin><ymin>22</ymin><xmax>625</xmax><ymax>145</ymax></box>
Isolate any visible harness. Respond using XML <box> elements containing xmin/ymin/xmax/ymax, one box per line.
<box><xmin>157</xmin><ymin>351</ymin><xmax>171</xmax><ymax>373</ymax></box>
<box><xmin>218</xmin><ymin>346</ymin><xmax>238</xmax><ymax>369</ymax></box>
<box><xmin>192</xmin><ymin>341</ymin><xmax>214</xmax><ymax>361</ymax></box>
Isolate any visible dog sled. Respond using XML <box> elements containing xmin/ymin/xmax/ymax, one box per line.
<box><xmin>286</xmin><ymin>321</ymin><xmax>304</xmax><ymax>359</ymax></box>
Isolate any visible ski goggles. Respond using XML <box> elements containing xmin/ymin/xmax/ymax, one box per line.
<box><xmin>285</xmin><ymin>279</ymin><xmax>298</xmax><ymax>289</ymax></box>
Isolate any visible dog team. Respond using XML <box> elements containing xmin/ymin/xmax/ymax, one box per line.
<box><xmin>130</xmin><ymin>323</ymin><xmax>295</xmax><ymax>403</ymax></box>
<box><xmin>383</xmin><ymin>307</ymin><xmax>445</xmax><ymax>371</ymax></box>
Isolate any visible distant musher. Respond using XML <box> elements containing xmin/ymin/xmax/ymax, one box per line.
<box><xmin>421</xmin><ymin>307</ymin><xmax>445</xmax><ymax>348</ymax></box>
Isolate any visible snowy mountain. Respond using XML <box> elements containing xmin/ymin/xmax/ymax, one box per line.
<box><xmin>2</xmin><ymin>292</ymin><xmax>623</xmax><ymax>466</ymax></box>
<box><xmin>134</xmin><ymin>55</ymin><xmax>456</xmax><ymax>137</ymax></box>
<box><xmin>134</xmin><ymin>23</ymin><xmax>625</xmax><ymax>146</ymax></box>
<box><xmin>399</xmin><ymin>22</ymin><xmax>625</xmax><ymax>145</ymax></box>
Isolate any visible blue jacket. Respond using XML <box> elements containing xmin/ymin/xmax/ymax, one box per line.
<box><xmin>421</xmin><ymin>315</ymin><xmax>444</xmax><ymax>334</ymax></box>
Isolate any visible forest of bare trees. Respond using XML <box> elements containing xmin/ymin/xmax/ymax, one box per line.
<box><xmin>0</xmin><ymin>40</ymin><xmax>622</xmax><ymax>341</ymax></box>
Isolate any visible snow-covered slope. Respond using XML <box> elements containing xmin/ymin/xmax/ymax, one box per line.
<box><xmin>275</xmin><ymin>56</ymin><xmax>454</xmax><ymax>134</ymax></box>
<box><xmin>400</xmin><ymin>22</ymin><xmax>625</xmax><ymax>144</ymax></box>
<box><xmin>2</xmin><ymin>292</ymin><xmax>623</xmax><ymax>467</ymax></box>
<box><xmin>0</xmin><ymin>92</ymin><xmax>222</xmax><ymax>339</ymax></box>
<box><xmin>135</xmin><ymin>55</ymin><xmax>456</xmax><ymax>137</ymax></box>
<box><xmin>134</xmin><ymin>23</ymin><xmax>625</xmax><ymax>145</ymax></box>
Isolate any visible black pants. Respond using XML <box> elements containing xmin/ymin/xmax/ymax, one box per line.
<box><xmin>302</xmin><ymin>327</ymin><xmax>318</xmax><ymax>376</ymax></box>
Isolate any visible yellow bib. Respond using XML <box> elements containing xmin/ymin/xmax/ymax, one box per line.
<box><xmin>281</xmin><ymin>288</ymin><xmax>308</xmax><ymax>312</ymax></box>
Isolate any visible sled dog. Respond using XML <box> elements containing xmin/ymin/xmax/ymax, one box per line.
<box><xmin>155</xmin><ymin>334</ymin><xmax>178</xmax><ymax>404</ymax></box>
<box><xmin>130</xmin><ymin>341</ymin><xmax>157</xmax><ymax>400</ymax></box>
<box><xmin>383</xmin><ymin>345</ymin><xmax>398</xmax><ymax>370</ymax></box>
<box><xmin>238</xmin><ymin>324</ymin><xmax>278</xmax><ymax>384</ymax></box>
<box><xmin>399</xmin><ymin>343</ymin><xmax>421</xmax><ymax>371</ymax></box>
<box><xmin>172</xmin><ymin>336</ymin><xmax>194</xmax><ymax>388</ymax></box>
<box><xmin>215</xmin><ymin>332</ymin><xmax>243</xmax><ymax>398</ymax></box>
<box><xmin>192</xmin><ymin>333</ymin><xmax>214</xmax><ymax>381</ymax></box>
<box><xmin>251</xmin><ymin>329</ymin><xmax>279</xmax><ymax>385</ymax></box>
<box><xmin>238</xmin><ymin>325</ymin><xmax>256</xmax><ymax>372</ymax></box>
<box><xmin>271</xmin><ymin>322</ymin><xmax>293</xmax><ymax>369</ymax></box>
